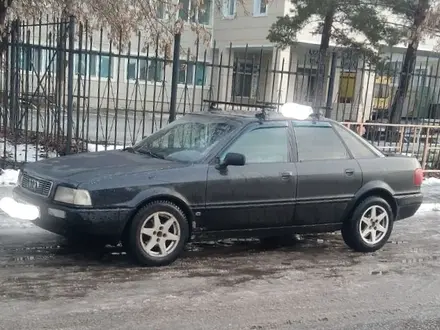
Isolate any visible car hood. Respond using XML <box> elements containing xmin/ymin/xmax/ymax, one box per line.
<box><xmin>23</xmin><ymin>150</ymin><xmax>189</xmax><ymax>183</ymax></box>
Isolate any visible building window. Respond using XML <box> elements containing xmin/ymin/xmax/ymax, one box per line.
<box><xmin>74</xmin><ymin>53</ymin><xmax>113</xmax><ymax>79</ymax></box>
<box><xmin>223</xmin><ymin>0</ymin><xmax>236</xmax><ymax>17</ymax></box>
<box><xmin>294</xmin><ymin>67</ymin><xmax>317</xmax><ymax>103</ymax></box>
<box><xmin>412</xmin><ymin>68</ymin><xmax>428</xmax><ymax>88</ymax></box>
<box><xmin>155</xmin><ymin>0</ymin><xmax>165</xmax><ymax>18</ymax></box>
<box><xmin>179</xmin><ymin>0</ymin><xmax>212</xmax><ymax>25</ymax></box>
<box><xmin>18</xmin><ymin>46</ymin><xmax>42</xmax><ymax>72</ymax></box>
<box><xmin>127</xmin><ymin>58</ymin><xmax>163</xmax><ymax>82</ymax></box>
<box><xmin>194</xmin><ymin>62</ymin><xmax>206</xmax><ymax>85</ymax></box>
<box><xmin>253</xmin><ymin>0</ymin><xmax>267</xmax><ymax>16</ymax></box>
<box><xmin>338</xmin><ymin>72</ymin><xmax>356</xmax><ymax>103</ymax></box>
<box><xmin>178</xmin><ymin>61</ymin><xmax>207</xmax><ymax>86</ymax></box>
<box><xmin>232</xmin><ymin>61</ymin><xmax>259</xmax><ymax>98</ymax></box>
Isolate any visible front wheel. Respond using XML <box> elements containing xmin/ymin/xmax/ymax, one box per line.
<box><xmin>342</xmin><ymin>196</ymin><xmax>394</xmax><ymax>253</ymax></box>
<box><xmin>128</xmin><ymin>201</ymin><xmax>189</xmax><ymax>267</ymax></box>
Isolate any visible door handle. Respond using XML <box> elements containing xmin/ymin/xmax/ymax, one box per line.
<box><xmin>345</xmin><ymin>168</ymin><xmax>355</xmax><ymax>176</ymax></box>
<box><xmin>281</xmin><ymin>171</ymin><xmax>293</xmax><ymax>180</ymax></box>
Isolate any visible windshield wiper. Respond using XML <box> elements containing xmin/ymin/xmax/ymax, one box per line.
<box><xmin>123</xmin><ymin>147</ymin><xmax>137</xmax><ymax>153</ymax></box>
<box><xmin>138</xmin><ymin>148</ymin><xmax>164</xmax><ymax>159</ymax></box>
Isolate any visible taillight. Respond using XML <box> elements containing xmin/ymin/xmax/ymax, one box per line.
<box><xmin>413</xmin><ymin>168</ymin><xmax>424</xmax><ymax>186</ymax></box>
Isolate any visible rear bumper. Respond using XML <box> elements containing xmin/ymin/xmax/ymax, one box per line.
<box><xmin>395</xmin><ymin>193</ymin><xmax>423</xmax><ymax>221</ymax></box>
<box><xmin>12</xmin><ymin>187</ymin><xmax>133</xmax><ymax>240</ymax></box>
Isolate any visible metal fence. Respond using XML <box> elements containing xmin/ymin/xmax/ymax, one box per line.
<box><xmin>1</xmin><ymin>18</ymin><xmax>440</xmax><ymax>171</ymax></box>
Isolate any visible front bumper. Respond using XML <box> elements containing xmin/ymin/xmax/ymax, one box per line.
<box><xmin>12</xmin><ymin>187</ymin><xmax>133</xmax><ymax>239</ymax></box>
<box><xmin>395</xmin><ymin>192</ymin><xmax>423</xmax><ymax>221</ymax></box>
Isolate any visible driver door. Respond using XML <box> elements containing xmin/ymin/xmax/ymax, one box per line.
<box><xmin>201</xmin><ymin>121</ymin><xmax>297</xmax><ymax>232</ymax></box>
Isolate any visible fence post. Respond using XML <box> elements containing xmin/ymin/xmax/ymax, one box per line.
<box><xmin>169</xmin><ymin>33</ymin><xmax>181</xmax><ymax>123</ymax></box>
<box><xmin>325</xmin><ymin>51</ymin><xmax>337</xmax><ymax>118</ymax></box>
<box><xmin>9</xmin><ymin>20</ymin><xmax>20</xmax><ymax>132</ymax></box>
<box><xmin>65</xmin><ymin>16</ymin><xmax>75</xmax><ymax>154</ymax></box>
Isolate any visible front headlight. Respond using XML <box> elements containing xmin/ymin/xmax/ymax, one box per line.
<box><xmin>54</xmin><ymin>186</ymin><xmax>92</xmax><ymax>206</ymax></box>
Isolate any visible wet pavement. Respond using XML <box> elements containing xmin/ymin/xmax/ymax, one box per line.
<box><xmin>0</xmin><ymin>185</ymin><xmax>440</xmax><ymax>329</ymax></box>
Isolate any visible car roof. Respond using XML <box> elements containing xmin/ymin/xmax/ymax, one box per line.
<box><xmin>188</xmin><ymin>109</ymin><xmax>336</xmax><ymax>124</ymax></box>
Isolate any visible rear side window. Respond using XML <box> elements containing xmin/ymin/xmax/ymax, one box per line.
<box><xmin>293</xmin><ymin>122</ymin><xmax>349</xmax><ymax>161</ymax></box>
<box><xmin>332</xmin><ymin>123</ymin><xmax>379</xmax><ymax>159</ymax></box>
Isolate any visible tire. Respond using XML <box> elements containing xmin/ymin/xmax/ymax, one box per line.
<box><xmin>341</xmin><ymin>224</ymin><xmax>355</xmax><ymax>249</ymax></box>
<box><xmin>128</xmin><ymin>200</ymin><xmax>189</xmax><ymax>267</ymax></box>
<box><xmin>342</xmin><ymin>196</ymin><xmax>394</xmax><ymax>253</ymax></box>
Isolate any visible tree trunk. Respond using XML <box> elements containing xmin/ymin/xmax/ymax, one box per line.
<box><xmin>0</xmin><ymin>0</ymin><xmax>12</xmax><ymax>53</ymax></box>
<box><xmin>389</xmin><ymin>0</ymin><xmax>429</xmax><ymax>124</ymax></box>
<box><xmin>314</xmin><ymin>7</ymin><xmax>334</xmax><ymax>114</ymax></box>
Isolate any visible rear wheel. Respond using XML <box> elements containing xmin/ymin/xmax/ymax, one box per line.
<box><xmin>128</xmin><ymin>201</ymin><xmax>189</xmax><ymax>267</ymax></box>
<box><xmin>342</xmin><ymin>196</ymin><xmax>394</xmax><ymax>253</ymax></box>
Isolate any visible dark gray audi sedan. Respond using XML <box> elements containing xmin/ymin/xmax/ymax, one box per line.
<box><xmin>12</xmin><ymin>104</ymin><xmax>423</xmax><ymax>266</ymax></box>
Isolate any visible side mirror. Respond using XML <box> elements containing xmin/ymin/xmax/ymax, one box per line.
<box><xmin>216</xmin><ymin>152</ymin><xmax>246</xmax><ymax>170</ymax></box>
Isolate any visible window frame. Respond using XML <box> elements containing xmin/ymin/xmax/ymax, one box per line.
<box><xmin>253</xmin><ymin>0</ymin><xmax>267</xmax><ymax>17</ymax></box>
<box><xmin>223</xmin><ymin>0</ymin><xmax>237</xmax><ymax>18</ymax></box>
<box><xmin>125</xmin><ymin>56</ymin><xmax>165</xmax><ymax>85</ymax></box>
<box><xmin>291</xmin><ymin>120</ymin><xmax>353</xmax><ymax>162</ymax></box>
<box><xmin>177</xmin><ymin>59</ymin><xmax>209</xmax><ymax>87</ymax></box>
<box><xmin>215</xmin><ymin>121</ymin><xmax>293</xmax><ymax>165</ymax></box>
<box><xmin>73</xmin><ymin>49</ymin><xmax>115</xmax><ymax>81</ymax></box>
<box><xmin>179</xmin><ymin>0</ymin><xmax>213</xmax><ymax>26</ymax></box>
<box><xmin>17</xmin><ymin>45</ymin><xmax>44</xmax><ymax>73</ymax></box>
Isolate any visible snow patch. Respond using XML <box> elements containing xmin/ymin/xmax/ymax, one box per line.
<box><xmin>422</xmin><ymin>177</ymin><xmax>440</xmax><ymax>186</ymax></box>
<box><xmin>416</xmin><ymin>203</ymin><xmax>440</xmax><ymax>213</ymax></box>
<box><xmin>0</xmin><ymin>141</ymin><xmax>58</xmax><ymax>163</ymax></box>
<box><xmin>0</xmin><ymin>169</ymin><xmax>19</xmax><ymax>186</ymax></box>
<box><xmin>87</xmin><ymin>143</ymin><xmax>124</xmax><ymax>152</ymax></box>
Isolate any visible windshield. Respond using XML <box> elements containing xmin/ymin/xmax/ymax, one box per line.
<box><xmin>133</xmin><ymin>115</ymin><xmax>239</xmax><ymax>163</ymax></box>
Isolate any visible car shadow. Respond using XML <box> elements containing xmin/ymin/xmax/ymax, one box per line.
<box><xmin>47</xmin><ymin>232</ymin><xmax>347</xmax><ymax>266</ymax></box>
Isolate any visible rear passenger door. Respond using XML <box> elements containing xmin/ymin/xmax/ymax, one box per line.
<box><xmin>291</xmin><ymin>120</ymin><xmax>363</xmax><ymax>225</ymax></box>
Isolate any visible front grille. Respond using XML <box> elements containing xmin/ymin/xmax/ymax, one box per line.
<box><xmin>21</xmin><ymin>174</ymin><xmax>53</xmax><ymax>197</ymax></box>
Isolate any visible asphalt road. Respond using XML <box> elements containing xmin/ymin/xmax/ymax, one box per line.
<box><xmin>1</xmin><ymin>185</ymin><xmax>440</xmax><ymax>330</ymax></box>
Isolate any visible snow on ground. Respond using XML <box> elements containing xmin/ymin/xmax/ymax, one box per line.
<box><xmin>0</xmin><ymin>169</ymin><xmax>19</xmax><ymax>186</ymax></box>
<box><xmin>0</xmin><ymin>141</ymin><xmax>58</xmax><ymax>163</ymax></box>
<box><xmin>87</xmin><ymin>143</ymin><xmax>125</xmax><ymax>152</ymax></box>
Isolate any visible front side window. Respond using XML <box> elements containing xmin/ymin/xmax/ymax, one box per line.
<box><xmin>134</xmin><ymin>116</ymin><xmax>238</xmax><ymax>163</ymax></box>
<box><xmin>293</xmin><ymin>121</ymin><xmax>349</xmax><ymax>161</ymax></box>
<box><xmin>222</xmin><ymin>126</ymin><xmax>288</xmax><ymax>163</ymax></box>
